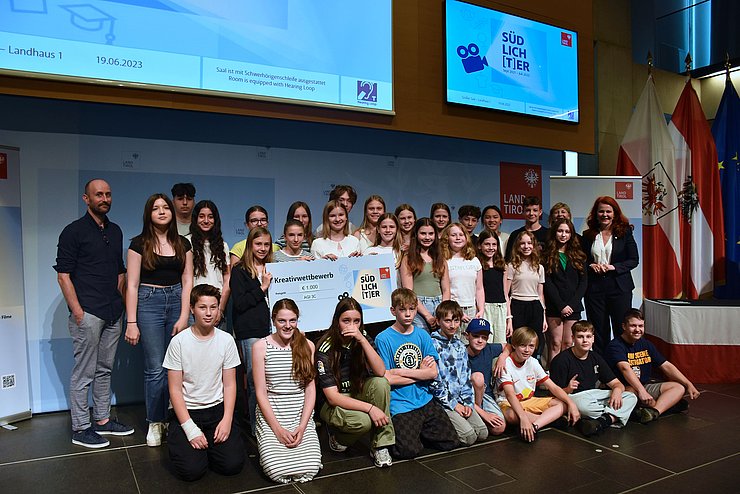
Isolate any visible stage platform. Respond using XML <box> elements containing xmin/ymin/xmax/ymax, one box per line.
<box><xmin>644</xmin><ymin>298</ymin><xmax>740</xmax><ymax>383</ymax></box>
<box><xmin>1</xmin><ymin>386</ymin><xmax>739</xmax><ymax>494</ymax></box>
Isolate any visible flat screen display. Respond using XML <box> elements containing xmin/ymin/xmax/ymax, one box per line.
<box><xmin>446</xmin><ymin>0</ymin><xmax>579</xmax><ymax>122</ymax></box>
<box><xmin>0</xmin><ymin>0</ymin><xmax>393</xmax><ymax>113</ymax></box>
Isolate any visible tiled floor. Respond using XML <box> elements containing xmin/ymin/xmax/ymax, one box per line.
<box><xmin>1</xmin><ymin>383</ymin><xmax>738</xmax><ymax>494</ymax></box>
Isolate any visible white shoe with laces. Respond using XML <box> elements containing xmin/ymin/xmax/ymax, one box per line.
<box><xmin>371</xmin><ymin>447</ymin><xmax>393</xmax><ymax>468</ymax></box>
<box><xmin>146</xmin><ymin>422</ymin><xmax>165</xmax><ymax>447</ymax></box>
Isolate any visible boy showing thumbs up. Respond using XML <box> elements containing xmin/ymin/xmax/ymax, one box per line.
<box><xmin>550</xmin><ymin>321</ymin><xmax>637</xmax><ymax>436</ymax></box>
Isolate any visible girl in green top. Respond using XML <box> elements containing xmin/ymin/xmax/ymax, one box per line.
<box><xmin>400</xmin><ymin>217</ymin><xmax>450</xmax><ymax>331</ymax></box>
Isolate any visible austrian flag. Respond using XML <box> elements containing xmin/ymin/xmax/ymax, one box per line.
<box><xmin>668</xmin><ymin>80</ymin><xmax>725</xmax><ymax>298</ymax></box>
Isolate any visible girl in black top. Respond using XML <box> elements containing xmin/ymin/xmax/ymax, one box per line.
<box><xmin>125</xmin><ymin>193</ymin><xmax>193</xmax><ymax>447</ymax></box>
<box><xmin>229</xmin><ymin>226</ymin><xmax>273</xmax><ymax>435</ymax></box>
<box><xmin>476</xmin><ymin>230</ymin><xmax>508</xmax><ymax>344</ymax></box>
<box><xmin>315</xmin><ymin>298</ymin><xmax>391</xmax><ymax>466</ymax></box>
<box><xmin>543</xmin><ymin>218</ymin><xmax>587</xmax><ymax>364</ymax></box>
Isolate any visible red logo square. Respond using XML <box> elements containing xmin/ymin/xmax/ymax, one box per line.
<box><xmin>379</xmin><ymin>267</ymin><xmax>391</xmax><ymax>279</ymax></box>
<box><xmin>561</xmin><ymin>32</ymin><xmax>572</xmax><ymax>47</ymax></box>
<box><xmin>499</xmin><ymin>162</ymin><xmax>543</xmax><ymax>219</ymax></box>
<box><xmin>615</xmin><ymin>181</ymin><xmax>633</xmax><ymax>199</ymax></box>
<box><xmin>0</xmin><ymin>153</ymin><xmax>6</xmax><ymax>180</ymax></box>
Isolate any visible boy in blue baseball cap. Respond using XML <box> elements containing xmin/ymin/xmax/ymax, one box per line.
<box><xmin>465</xmin><ymin>317</ymin><xmax>510</xmax><ymax>436</ymax></box>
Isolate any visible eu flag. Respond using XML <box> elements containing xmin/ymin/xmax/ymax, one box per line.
<box><xmin>712</xmin><ymin>78</ymin><xmax>740</xmax><ymax>298</ymax></box>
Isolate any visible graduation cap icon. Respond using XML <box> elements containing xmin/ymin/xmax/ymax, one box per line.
<box><xmin>60</xmin><ymin>4</ymin><xmax>117</xmax><ymax>44</ymax></box>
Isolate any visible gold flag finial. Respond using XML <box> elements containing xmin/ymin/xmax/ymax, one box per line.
<box><xmin>647</xmin><ymin>51</ymin><xmax>654</xmax><ymax>76</ymax></box>
<box><xmin>725</xmin><ymin>52</ymin><xmax>732</xmax><ymax>82</ymax></box>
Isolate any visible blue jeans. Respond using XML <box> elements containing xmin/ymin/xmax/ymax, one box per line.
<box><xmin>238</xmin><ymin>337</ymin><xmax>261</xmax><ymax>435</ymax></box>
<box><xmin>137</xmin><ymin>284</ymin><xmax>182</xmax><ymax>423</ymax></box>
<box><xmin>413</xmin><ymin>295</ymin><xmax>442</xmax><ymax>332</ymax></box>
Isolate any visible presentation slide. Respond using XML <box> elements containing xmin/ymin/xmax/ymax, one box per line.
<box><xmin>446</xmin><ymin>0</ymin><xmax>579</xmax><ymax>122</ymax></box>
<box><xmin>0</xmin><ymin>0</ymin><xmax>393</xmax><ymax>112</ymax></box>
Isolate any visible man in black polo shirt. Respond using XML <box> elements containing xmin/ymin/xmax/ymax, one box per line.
<box><xmin>55</xmin><ymin>179</ymin><xmax>134</xmax><ymax>448</ymax></box>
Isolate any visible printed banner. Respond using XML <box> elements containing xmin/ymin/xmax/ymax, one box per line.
<box><xmin>549</xmin><ymin>176</ymin><xmax>643</xmax><ymax>309</ymax></box>
<box><xmin>267</xmin><ymin>254</ymin><xmax>397</xmax><ymax>332</ymax></box>
<box><xmin>0</xmin><ymin>146</ymin><xmax>31</xmax><ymax>424</ymax></box>
<box><xmin>499</xmin><ymin>162</ymin><xmax>542</xmax><ymax>219</ymax></box>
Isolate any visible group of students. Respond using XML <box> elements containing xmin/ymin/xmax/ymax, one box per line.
<box><xmin>173</xmin><ymin>282</ymin><xmax>699</xmax><ymax>484</ymax></box>
<box><xmin>102</xmin><ymin>181</ymin><xmax>698</xmax><ymax>483</ymax></box>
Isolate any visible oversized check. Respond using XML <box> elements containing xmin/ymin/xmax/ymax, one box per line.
<box><xmin>267</xmin><ymin>254</ymin><xmax>397</xmax><ymax>332</ymax></box>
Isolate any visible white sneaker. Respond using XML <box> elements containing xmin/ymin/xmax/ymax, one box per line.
<box><xmin>371</xmin><ymin>447</ymin><xmax>392</xmax><ymax>468</ymax></box>
<box><xmin>146</xmin><ymin>422</ymin><xmax>164</xmax><ymax>447</ymax></box>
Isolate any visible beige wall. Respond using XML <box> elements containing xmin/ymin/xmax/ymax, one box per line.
<box><xmin>593</xmin><ymin>0</ymin><xmax>738</xmax><ymax>175</ymax></box>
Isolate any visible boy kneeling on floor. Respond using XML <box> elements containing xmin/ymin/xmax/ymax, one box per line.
<box><xmin>496</xmin><ymin>326</ymin><xmax>580</xmax><ymax>442</ymax></box>
<box><xmin>164</xmin><ymin>284</ymin><xmax>245</xmax><ymax>481</ymax></box>
<box><xmin>550</xmin><ymin>320</ymin><xmax>637</xmax><ymax>436</ymax></box>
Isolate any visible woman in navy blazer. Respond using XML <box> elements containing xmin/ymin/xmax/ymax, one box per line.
<box><xmin>581</xmin><ymin>196</ymin><xmax>639</xmax><ymax>354</ymax></box>
<box><xmin>543</xmin><ymin>218</ymin><xmax>588</xmax><ymax>364</ymax></box>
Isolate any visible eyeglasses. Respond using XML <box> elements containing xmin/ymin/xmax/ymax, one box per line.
<box><xmin>248</xmin><ymin>218</ymin><xmax>268</xmax><ymax>225</ymax></box>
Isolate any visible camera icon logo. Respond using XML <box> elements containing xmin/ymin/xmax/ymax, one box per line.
<box><xmin>357</xmin><ymin>81</ymin><xmax>378</xmax><ymax>102</ymax></box>
<box><xmin>458</xmin><ymin>43</ymin><xmax>488</xmax><ymax>73</ymax></box>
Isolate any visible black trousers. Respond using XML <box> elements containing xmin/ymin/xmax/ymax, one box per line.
<box><xmin>511</xmin><ymin>299</ymin><xmax>545</xmax><ymax>359</ymax></box>
<box><xmin>168</xmin><ymin>402</ymin><xmax>245</xmax><ymax>481</ymax></box>
<box><xmin>585</xmin><ymin>282</ymin><xmax>633</xmax><ymax>355</ymax></box>
<box><xmin>390</xmin><ymin>398</ymin><xmax>459</xmax><ymax>459</ymax></box>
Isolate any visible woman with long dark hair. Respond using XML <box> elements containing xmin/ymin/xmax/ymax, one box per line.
<box><xmin>542</xmin><ymin>218</ymin><xmax>587</xmax><ymax>363</ymax></box>
<box><xmin>315</xmin><ymin>298</ymin><xmax>393</xmax><ymax>467</ymax></box>
<box><xmin>476</xmin><ymin>230</ymin><xmax>508</xmax><ymax>344</ymax></box>
<box><xmin>276</xmin><ymin>201</ymin><xmax>313</xmax><ymax>251</ymax></box>
<box><xmin>188</xmin><ymin>200</ymin><xmax>230</xmax><ymax>322</ymax></box>
<box><xmin>125</xmin><ymin>193</ymin><xmax>193</xmax><ymax>447</ymax></box>
<box><xmin>582</xmin><ymin>196</ymin><xmax>639</xmax><ymax>354</ymax></box>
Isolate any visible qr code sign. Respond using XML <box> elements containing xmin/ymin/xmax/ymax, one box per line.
<box><xmin>2</xmin><ymin>374</ymin><xmax>16</xmax><ymax>389</ymax></box>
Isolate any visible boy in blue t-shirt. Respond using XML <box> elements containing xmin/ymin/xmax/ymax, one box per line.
<box><xmin>375</xmin><ymin>288</ymin><xmax>459</xmax><ymax>459</ymax></box>
<box><xmin>465</xmin><ymin>318</ymin><xmax>508</xmax><ymax>436</ymax></box>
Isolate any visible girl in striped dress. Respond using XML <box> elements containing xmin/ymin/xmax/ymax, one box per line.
<box><xmin>252</xmin><ymin>299</ymin><xmax>321</xmax><ymax>483</ymax></box>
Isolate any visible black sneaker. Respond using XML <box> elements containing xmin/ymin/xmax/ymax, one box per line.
<box><xmin>550</xmin><ymin>416</ymin><xmax>569</xmax><ymax>430</ymax></box>
<box><xmin>666</xmin><ymin>398</ymin><xmax>689</xmax><ymax>415</ymax></box>
<box><xmin>639</xmin><ymin>407</ymin><xmax>660</xmax><ymax>424</ymax></box>
<box><xmin>576</xmin><ymin>417</ymin><xmax>602</xmax><ymax>437</ymax></box>
<box><xmin>93</xmin><ymin>419</ymin><xmax>134</xmax><ymax>436</ymax></box>
<box><xmin>72</xmin><ymin>427</ymin><xmax>110</xmax><ymax>448</ymax></box>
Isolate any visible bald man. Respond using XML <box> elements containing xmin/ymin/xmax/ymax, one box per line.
<box><xmin>55</xmin><ymin>179</ymin><xmax>133</xmax><ymax>448</ymax></box>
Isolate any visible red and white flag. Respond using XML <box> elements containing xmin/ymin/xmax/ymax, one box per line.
<box><xmin>668</xmin><ymin>80</ymin><xmax>726</xmax><ymax>298</ymax></box>
<box><xmin>617</xmin><ymin>75</ymin><xmax>682</xmax><ymax>299</ymax></box>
